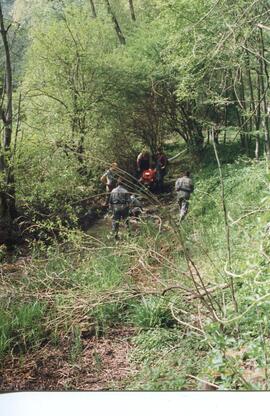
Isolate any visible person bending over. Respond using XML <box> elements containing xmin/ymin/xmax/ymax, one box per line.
<box><xmin>100</xmin><ymin>162</ymin><xmax>118</xmax><ymax>206</ymax></box>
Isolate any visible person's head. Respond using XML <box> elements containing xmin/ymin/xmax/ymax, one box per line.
<box><xmin>110</xmin><ymin>162</ymin><xmax>118</xmax><ymax>171</ymax></box>
<box><xmin>157</xmin><ymin>146</ymin><xmax>163</xmax><ymax>154</ymax></box>
<box><xmin>150</xmin><ymin>162</ymin><xmax>156</xmax><ymax>169</ymax></box>
<box><xmin>141</xmin><ymin>148</ymin><xmax>149</xmax><ymax>157</ymax></box>
<box><xmin>183</xmin><ymin>171</ymin><xmax>190</xmax><ymax>177</ymax></box>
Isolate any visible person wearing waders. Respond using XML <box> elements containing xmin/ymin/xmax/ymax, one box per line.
<box><xmin>100</xmin><ymin>162</ymin><xmax>118</xmax><ymax>206</ymax></box>
<box><xmin>109</xmin><ymin>178</ymin><xmax>131</xmax><ymax>239</ymax></box>
<box><xmin>175</xmin><ymin>171</ymin><xmax>194</xmax><ymax>221</ymax></box>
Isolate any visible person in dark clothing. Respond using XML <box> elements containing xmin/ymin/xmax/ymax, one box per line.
<box><xmin>175</xmin><ymin>171</ymin><xmax>194</xmax><ymax>221</ymax></box>
<box><xmin>109</xmin><ymin>178</ymin><xmax>131</xmax><ymax>239</ymax></box>
<box><xmin>156</xmin><ymin>147</ymin><xmax>168</xmax><ymax>192</ymax></box>
<box><xmin>129</xmin><ymin>194</ymin><xmax>143</xmax><ymax>217</ymax></box>
<box><xmin>137</xmin><ymin>150</ymin><xmax>150</xmax><ymax>178</ymax></box>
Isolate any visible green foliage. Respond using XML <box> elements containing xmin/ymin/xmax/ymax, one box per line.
<box><xmin>128</xmin><ymin>329</ymin><xmax>205</xmax><ymax>390</ymax></box>
<box><xmin>129</xmin><ymin>296</ymin><xmax>174</xmax><ymax>329</ymax></box>
<box><xmin>2</xmin><ymin>0</ymin><xmax>270</xmax><ymax>391</ymax></box>
<box><xmin>9</xmin><ymin>0</ymin><xmax>269</xmax><ymax>237</ymax></box>
<box><xmin>89</xmin><ymin>302</ymin><xmax>128</xmax><ymax>334</ymax></box>
<box><xmin>68</xmin><ymin>325</ymin><xmax>83</xmax><ymax>364</ymax></box>
<box><xmin>3</xmin><ymin>143</ymin><xmax>270</xmax><ymax>390</ymax></box>
<box><xmin>0</xmin><ymin>301</ymin><xmax>47</xmax><ymax>360</ymax></box>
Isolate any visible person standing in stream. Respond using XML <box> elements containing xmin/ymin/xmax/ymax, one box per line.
<box><xmin>175</xmin><ymin>171</ymin><xmax>194</xmax><ymax>221</ymax></box>
<box><xmin>109</xmin><ymin>178</ymin><xmax>131</xmax><ymax>239</ymax></box>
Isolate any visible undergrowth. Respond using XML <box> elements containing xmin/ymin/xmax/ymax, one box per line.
<box><xmin>2</xmin><ymin>153</ymin><xmax>270</xmax><ymax>390</ymax></box>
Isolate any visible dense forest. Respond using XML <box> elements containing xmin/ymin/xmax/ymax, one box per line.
<box><xmin>1</xmin><ymin>0</ymin><xmax>270</xmax><ymax>390</ymax></box>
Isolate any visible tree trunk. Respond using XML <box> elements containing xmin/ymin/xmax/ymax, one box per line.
<box><xmin>179</xmin><ymin>103</ymin><xmax>204</xmax><ymax>154</ymax></box>
<box><xmin>245</xmin><ymin>48</ymin><xmax>261</xmax><ymax>159</ymax></box>
<box><xmin>239</xmin><ymin>69</ymin><xmax>250</xmax><ymax>155</ymax></box>
<box><xmin>128</xmin><ymin>0</ymin><xmax>136</xmax><ymax>21</ymax></box>
<box><xmin>207</xmin><ymin>128</ymin><xmax>210</xmax><ymax>145</ymax></box>
<box><xmin>0</xmin><ymin>1</ymin><xmax>17</xmax><ymax>242</ymax></box>
<box><xmin>255</xmin><ymin>69</ymin><xmax>262</xmax><ymax>160</ymax></box>
<box><xmin>213</xmin><ymin>126</ymin><xmax>219</xmax><ymax>145</ymax></box>
<box><xmin>258</xmin><ymin>25</ymin><xmax>270</xmax><ymax>160</ymax></box>
<box><xmin>223</xmin><ymin>106</ymin><xmax>227</xmax><ymax>144</ymax></box>
<box><xmin>89</xmin><ymin>0</ymin><xmax>97</xmax><ymax>18</ymax></box>
<box><xmin>104</xmin><ymin>0</ymin><xmax>126</xmax><ymax>45</ymax></box>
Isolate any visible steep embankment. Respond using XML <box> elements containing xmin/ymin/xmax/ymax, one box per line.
<box><xmin>1</xmin><ymin>157</ymin><xmax>270</xmax><ymax>390</ymax></box>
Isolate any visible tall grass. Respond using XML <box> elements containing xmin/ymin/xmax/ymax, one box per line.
<box><xmin>0</xmin><ymin>301</ymin><xmax>47</xmax><ymax>361</ymax></box>
<box><xmin>2</xmin><ymin>154</ymin><xmax>270</xmax><ymax>390</ymax></box>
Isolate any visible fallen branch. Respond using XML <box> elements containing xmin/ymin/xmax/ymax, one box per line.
<box><xmin>170</xmin><ymin>304</ymin><xmax>205</xmax><ymax>335</ymax></box>
<box><xmin>162</xmin><ymin>285</ymin><xmax>195</xmax><ymax>296</ymax></box>
<box><xmin>163</xmin><ymin>282</ymin><xmax>229</xmax><ymax>302</ymax></box>
<box><xmin>257</xmin><ymin>23</ymin><xmax>270</xmax><ymax>31</ymax></box>
<box><xmin>228</xmin><ymin>208</ymin><xmax>269</xmax><ymax>225</ymax></box>
<box><xmin>168</xmin><ymin>149</ymin><xmax>187</xmax><ymax>162</ymax></box>
<box><xmin>186</xmin><ymin>283</ymin><xmax>229</xmax><ymax>300</ymax></box>
<box><xmin>187</xmin><ymin>374</ymin><xmax>219</xmax><ymax>389</ymax></box>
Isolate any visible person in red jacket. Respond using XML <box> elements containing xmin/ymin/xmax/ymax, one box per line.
<box><xmin>139</xmin><ymin>163</ymin><xmax>157</xmax><ymax>191</ymax></box>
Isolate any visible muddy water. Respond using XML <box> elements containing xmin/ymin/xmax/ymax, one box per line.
<box><xmin>85</xmin><ymin>195</ymin><xmax>170</xmax><ymax>243</ymax></box>
<box><xmin>86</xmin><ymin>216</ymin><xmax>112</xmax><ymax>240</ymax></box>
<box><xmin>86</xmin><ymin>213</ymin><xmax>143</xmax><ymax>242</ymax></box>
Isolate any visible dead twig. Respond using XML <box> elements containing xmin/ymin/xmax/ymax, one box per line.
<box><xmin>162</xmin><ymin>285</ymin><xmax>195</xmax><ymax>296</ymax></box>
<box><xmin>186</xmin><ymin>283</ymin><xmax>229</xmax><ymax>300</ymax></box>
<box><xmin>187</xmin><ymin>374</ymin><xmax>219</xmax><ymax>389</ymax></box>
<box><xmin>169</xmin><ymin>304</ymin><xmax>205</xmax><ymax>335</ymax></box>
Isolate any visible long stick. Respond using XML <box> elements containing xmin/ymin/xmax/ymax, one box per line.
<box><xmin>212</xmin><ymin>134</ymin><xmax>238</xmax><ymax>313</ymax></box>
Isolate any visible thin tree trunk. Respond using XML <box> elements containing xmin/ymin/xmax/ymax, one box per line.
<box><xmin>0</xmin><ymin>1</ymin><xmax>16</xmax><ymax>238</ymax></box>
<box><xmin>255</xmin><ymin>70</ymin><xmax>262</xmax><ymax>160</ymax></box>
<box><xmin>104</xmin><ymin>0</ymin><xmax>126</xmax><ymax>45</ymax></box>
<box><xmin>89</xmin><ymin>0</ymin><xmax>97</xmax><ymax>18</ymax></box>
<box><xmin>179</xmin><ymin>103</ymin><xmax>204</xmax><ymax>153</ymax></box>
<box><xmin>0</xmin><ymin>12</ymin><xmax>12</xmax><ymax>149</ymax></box>
<box><xmin>213</xmin><ymin>125</ymin><xmax>219</xmax><ymax>145</ymax></box>
<box><xmin>128</xmin><ymin>0</ymin><xmax>136</xmax><ymax>21</ymax></box>
<box><xmin>258</xmin><ymin>25</ymin><xmax>270</xmax><ymax>160</ymax></box>
<box><xmin>212</xmin><ymin>137</ymin><xmax>238</xmax><ymax>314</ymax></box>
<box><xmin>229</xmin><ymin>70</ymin><xmax>245</xmax><ymax>149</ymax></box>
<box><xmin>223</xmin><ymin>106</ymin><xmax>227</xmax><ymax>144</ymax></box>
<box><xmin>239</xmin><ymin>69</ymin><xmax>249</xmax><ymax>155</ymax></box>
<box><xmin>246</xmin><ymin>48</ymin><xmax>261</xmax><ymax>159</ymax></box>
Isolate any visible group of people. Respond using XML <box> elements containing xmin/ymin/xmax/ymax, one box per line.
<box><xmin>136</xmin><ymin>147</ymin><xmax>168</xmax><ymax>192</ymax></box>
<box><xmin>100</xmin><ymin>148</ymin><xmax>194</xmax><ymax>239</ymax></box>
